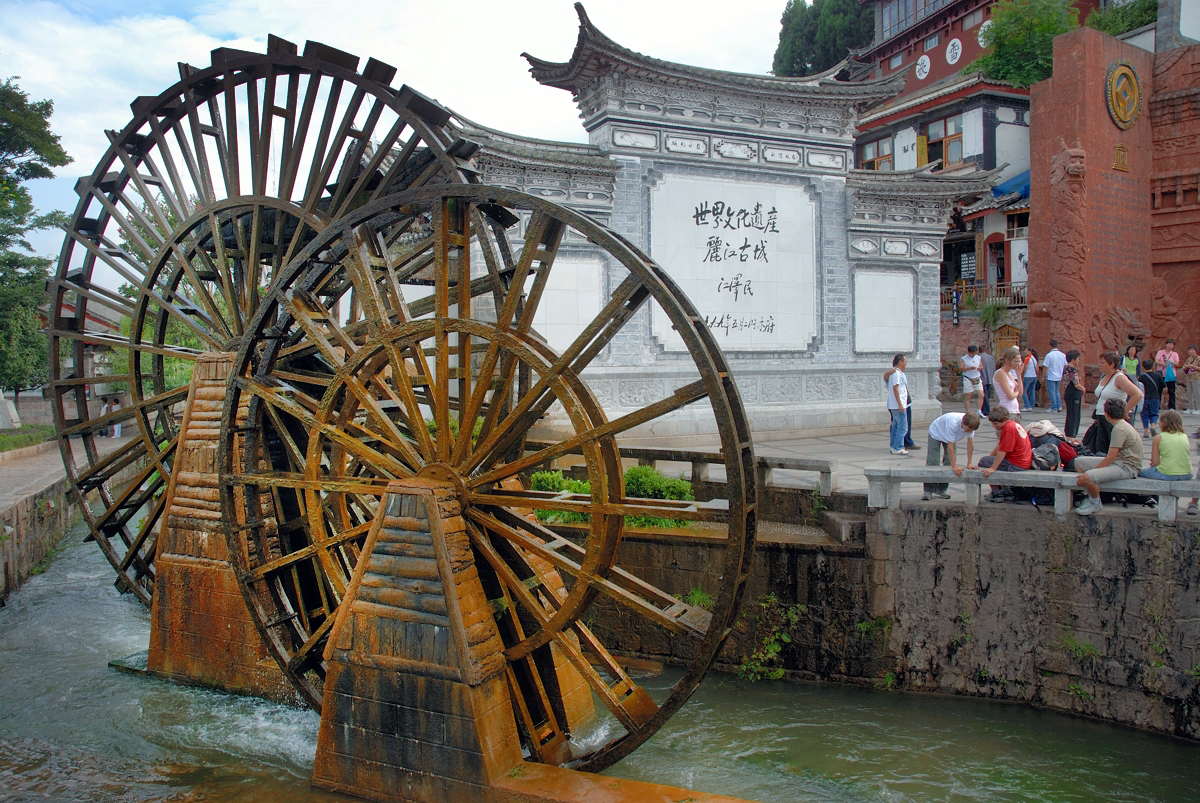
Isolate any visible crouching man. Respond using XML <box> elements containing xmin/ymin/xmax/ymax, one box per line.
<box><xmin>978</xmin><ymin>407</ymin><xmax>1032</xmax><ymax>502</ymax></box>
<box><xmin>1072</xmin><ymin>398</ymin><xmax>1144</xmax><ymax>516</ymax></box>
<box><xmin>922</xmin><ymin>411</ymin><xmax>980</xmax><ymax>500</ymax></box>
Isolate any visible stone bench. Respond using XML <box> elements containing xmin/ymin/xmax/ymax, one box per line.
<box><xmin>864</xmin><ymin>466</ymin><xmax>1200</xmax><ymax>523</ymax></box>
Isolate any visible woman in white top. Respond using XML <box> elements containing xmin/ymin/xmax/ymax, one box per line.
<box><xmin>994</xmin><ymin>347</ymin><xmax>1023</xmax><ymax>419</ymax></box>
<box><xmin>1021</xmin><ymin>347</ymin><xmax>1039</xmax><ymax>409</ymax></box>
<box><xmin>1088</xmin><ymin>351</ymin><xmax>1144</xmax><ymax>453</ymax></box>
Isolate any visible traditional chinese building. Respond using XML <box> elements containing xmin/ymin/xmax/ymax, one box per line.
<box><xmin>509</xmin><ymin>3</ymin><xmax>996</xmax><ymax>438</ymax></box>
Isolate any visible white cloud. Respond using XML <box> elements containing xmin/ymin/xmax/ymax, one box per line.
<box><xmin>3</xmin><ymin>0</ymin><xmax>784</xmax><ymax>255</ymax></box>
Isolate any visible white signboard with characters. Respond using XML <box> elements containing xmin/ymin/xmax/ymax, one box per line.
<box><xmin>649</xmin><ymin>175</ymin><xmax>817</xmax><ymax>352</ymax></box>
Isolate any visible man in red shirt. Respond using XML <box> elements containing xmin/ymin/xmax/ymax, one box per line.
<box><xmin>978</xmin><ymin>407</ymin><xmax>1032</xmax><ymax>502</ymax></box>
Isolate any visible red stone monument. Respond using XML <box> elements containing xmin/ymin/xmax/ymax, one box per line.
<box><xmin>1029</xmin><ymin>27</ymin><xmax>1155</xmax><ymax>363</ymax></box>
<box><xmin>1150</xmin><ymin>43</ymin><xmax>1200</xmax><ymax>342</ymax></box>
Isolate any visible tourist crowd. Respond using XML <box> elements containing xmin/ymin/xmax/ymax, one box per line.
<box><xmin>884</xmin><ymin>338</ymin><xmax>1200</xmax><ymax>515</ymax></box>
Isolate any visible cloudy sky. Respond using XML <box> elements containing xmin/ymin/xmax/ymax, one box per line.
<box><xmin>1</xmin><ymin>0</ymin><xmax>787</xmax><ymax>257</ymax></box>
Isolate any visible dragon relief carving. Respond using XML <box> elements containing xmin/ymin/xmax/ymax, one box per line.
<box><xmin>1046</xmin><ymin>140</ymin><xmax>1089</xmax><ymax>345</ymax></box>
<box><xmin>1088</xmin><ymin>306</ymin><xmax>1150</xmax><ymax>353</ymax></box>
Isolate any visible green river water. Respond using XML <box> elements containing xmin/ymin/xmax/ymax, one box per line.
<box><xmin>1</xmin><ymin>522</ymin><xmax>1197</xmax><ymax>802</ymax></box>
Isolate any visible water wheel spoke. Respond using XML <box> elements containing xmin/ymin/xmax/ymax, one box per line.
<box><xmin>73</xmin><ymin>436</ymin><xmax>150</xmax><ymax>491</ymax></box>
<box><xmin>467</xmin><ymin>506</ymin><xmax>712</xmax><ymax>637</ymax></box>
<box><xmin>287</xmin><ymin>613</ymin><xmax>338</xmax><ymax>674</ymax></box>
<box><xmin>243</xmin><ymin>517</ymin><xmax>372</xmax><ymax>585</ymax></box>
<box><xmin>117</xmin><ymin>490</ymin><xmax>167</xmax><ymax>573</ymax></box>
<box><xmin>470</xmin><ymin>380</ymin><xmax>711</xmax><ymax>488</ymax></box>
<box><xmin>59</xmin><ymin>387</ymin><xmax>189</xmax><ymax>438</ymax></box>
<box><xmin>236</xmin><ymin>377</ymin><xmax>413</xmax><ymax>479</ymax></box>
<box><xmin>225</xmin><ymin>471</ymin><xmax>394</xmax><ymax>496</ymax></box>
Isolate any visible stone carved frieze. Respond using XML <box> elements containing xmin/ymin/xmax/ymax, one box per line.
<box><xmin>845</xmin><ymin>374</ymin><xmax>883</xmax><ymax>401</ymax></box>
<box><xmin>802</xmin><ymin>375</ymin><xmax>841</xmax><ymax>402</ymax></box>
<box><xmin>618</xmin><ymin>380</ymin><xmax>665</xmax><ymax>407</ymax></box>
<box><xmin>760</xmin><ymin>376</ymin><xmax>801</xmax><ymax>404</ymax></box>
<box><xmin>713</xmin><ymin>139</ymin><xmax>757</xmax><ymax>160</ymax></box>
<box><xmin>734</xmin><ymin>376</ymin><xmax>758</xmax><ymax>403</ymax></box>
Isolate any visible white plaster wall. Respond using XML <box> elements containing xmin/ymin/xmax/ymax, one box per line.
<box><xmin>854</xmin><ymin>270</ymin><xmax>914</xmax><ymax>352</ymax></box>
<box><xmin>983</xmin><ymin>213</ymin><xmax>1007</xmax><ymax>240</ymax></box>
<box><xmin>529</xmin><ymin>256</ymin><xmax>603</xmax><ymax>354</ymax></box>
<box><xmin>996</xmin><ymin>123</ymin><xmax>1030</xmax><ymax>181</ymax></box>
<box><xmin>963</xmin><ymin>107</ymin><xmax>984</xmax><ymax>158</ymax></box>
<box><xmin>1182</xmin><ymin>1</ymin><xmax>1199</xmax><ymax>41</ymax></box>
<box><xmin>894</xmin><ymin>127</ymin><xmax>919</xmax><ymax>171</ymax></box>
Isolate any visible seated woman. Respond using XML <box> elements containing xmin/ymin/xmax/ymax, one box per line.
<box><xmin>1140</xmin><ymin>410</ymin><xmax>1193</xmax><ymax>481</ymax></box>
<box><xmin>1072</xmin><ymin>398</ymin><xmax>1144</xmax><ymax>516</ymax></box>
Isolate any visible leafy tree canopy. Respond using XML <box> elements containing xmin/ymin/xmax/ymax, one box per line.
<box><xmin>0</xmin><ymin>76</ymin><xmax>70</xmax><ymax>184</ymax></box>
<box><xmin>0</xmin><ymin>72</ymin><xmax>71</xmax><ymax>400</ymax></box>
<box><xmin>773</xmin><ymin>0</ymin><xmax>874</xmax><ymax>77</ymax></box>
<box><xmin>965</xmin><ymin>0</ymin><xmax>1079</xmax><ymax>88</ymax></box>
<box><xmin>1086</xmin><ymin>0</ymin><xmax>1157</xmax><ymax>37</ymax></box>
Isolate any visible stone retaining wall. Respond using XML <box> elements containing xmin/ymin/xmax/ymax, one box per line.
<box><xmin>867</xmin><ymin>504</ymin><xmax>1200</xmax><ymax>740</ymax></box>
<box><xmin>0</xmin><ymin>473</ymin><xmax>75</xmax><ymax>601</ymax></box>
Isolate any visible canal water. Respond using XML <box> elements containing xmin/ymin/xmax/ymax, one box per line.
<box><xmin>2</xmin><ymin>521</ymin><xmax>1198</xmax><ymax>803</ymax></box>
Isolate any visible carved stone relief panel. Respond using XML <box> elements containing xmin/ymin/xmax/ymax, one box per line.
<box><xmin>613</xmin><ymin>129</ymin><xmax>658</xmax><ymax>150</ymax></box>
<box><xmin>760</xmin><ymin>375</ymin><xmax>802</xmax><ymax>404</ymax></box>
<box><xmin>618</xmin><ymin>380</ymin><xmax>666</xmax><ymax>407</ymax></box>
<box><xmin>845</xmin><ymin>373</ymin><xmax>883</xmax><ymax>401</ymax></box>
<box><xmin>803</xmin><ymin>375</ymin><xmax>842</xmax><ymax>402</ymax></box>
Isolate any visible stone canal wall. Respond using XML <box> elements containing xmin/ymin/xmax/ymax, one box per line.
<box><xmin>588</xmin><ymin>492</ymin><xmax>1200</xmax><ymax>742</ymax></box>
<box><xmin>867</xmin><ymin>504</ymin><xmax>1200</xmax><ymax>741</ymax></box>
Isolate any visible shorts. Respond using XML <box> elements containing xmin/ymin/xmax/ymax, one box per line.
<box><xmin>1072</xmin><ymin>456</ymin><xmax>1138</xmax><ymax>485</ymax></box>
<box><xmin>963</xmin><ymin>377</ymin><xmax>983</xmax><ymax>393</ymax></box>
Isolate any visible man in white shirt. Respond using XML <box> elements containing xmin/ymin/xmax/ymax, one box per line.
<box><xmin>960</xmin><ymin>345</ymin><xmax>983</xmax><ymax>414</ymax></box>
<box><xmin>922</xmin><ymin>411</ymin><xmax>980</xmax><ymax>500</ymax></box>
<box><xmin>1042</xmin><ymin>340</ymin><xmax>1068</xmax><ymax>413</ymax></box>
<box><xmin>887</xmin><ymin>354</ymin><xmax>910</xmax><ymax>455</ymax></box>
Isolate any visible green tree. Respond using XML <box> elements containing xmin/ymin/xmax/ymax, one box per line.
<box><xmin>0</xmin><ymin>73</ymin><xmax>71</xmax><ymax>410</ymax></box>
<box><xmin>773</xmin><ymin>0</ymin><xmax>874</xmax><ymax>77</ymax></box>
<box><xmin>965</xmin><ymin>0</ymin><xmax>1080</xmax><ymax>88</ymax></box>
<box><xmin>1086</xmin><ymin>0</ymin><xmax>1157</xmax><ymax>37</ymax></box>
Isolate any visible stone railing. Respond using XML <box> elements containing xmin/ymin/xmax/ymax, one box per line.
<box><xmin>524</xmin><ymin>442</ymin><xmax>838</xmax><ymax>496</ymax></box>
<box><xmin>864</xmin><ymin>466</ymin><xmax>1200</xmax><ymax>522</ymax></box>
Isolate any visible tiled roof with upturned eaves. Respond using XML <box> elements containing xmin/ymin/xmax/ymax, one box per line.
<box><xmin>523</xmin><ymin>2</ymin><xmax>905</xmax><ymax>107</ymax></box>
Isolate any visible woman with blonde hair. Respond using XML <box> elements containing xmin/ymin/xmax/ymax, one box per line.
<box><xmin>1140</xmin><ymin>410</ymin><xmax>1193</xmax><ymax>482</ymax></box>
<box><xmin>993</xmin><ymin>347</ymin><xmax>1023</xmax><ymax>420</ymax></box>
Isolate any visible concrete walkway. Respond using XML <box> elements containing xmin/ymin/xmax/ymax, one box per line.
<box><xmin>0</xmin><ymin>435</ymin><xmax>135</xmax><ymax>511</ymax></box>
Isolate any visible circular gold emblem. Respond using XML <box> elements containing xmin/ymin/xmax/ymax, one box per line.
<box><xmin>1106</xmin><ymin>59</ymin><xmax>1141</xmax><ymax>130</ymax></box>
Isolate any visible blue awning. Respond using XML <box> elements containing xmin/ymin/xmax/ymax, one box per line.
<box><xmin>993</xmin><ymin>170</ymin><xmax>1030</xmax><ymax>198</ymax></box>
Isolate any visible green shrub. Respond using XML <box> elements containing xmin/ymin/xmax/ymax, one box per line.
<box><xmin>526</xmin><ymin>466</ymin><xmax>694</xmax><ymax>528</ymax></box>
<box><xmin>529</xmin><ymin>470</ymin><xmax>591</xmax><ymax>524</ymax></box>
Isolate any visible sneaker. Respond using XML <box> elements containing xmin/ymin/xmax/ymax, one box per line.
<box><xmin>1188</xmin><ymin>503</ymin><xmax>1198</xmax><ymax>516</ymax></box>
<box><xmin>1075</xmin><ymin>496</ymin><xmax>1102</xmax><ymax>515</ymax></box>
<box><xmin>890</xmin><ymin>448</ymin><xmax>909</xmax><ymax>455</ymax></box>
<box><xmin>934</xmin><ymin>491</ymin><xmax>952</xmax><ymax>499</ymax></box>
<box><xmin>922</xmin><ymin>493</ymin><xmax>932</xmax><ymax>501</ymax></box>
<box><xmin>906</xmin><ymin>444</ymin><xmax>921</xmax><ymax>451</ymax></box>
<box><xmin>986</xmin><ymin>491</ymin><xmax>1011</xmax><ymax>503</ymax></box>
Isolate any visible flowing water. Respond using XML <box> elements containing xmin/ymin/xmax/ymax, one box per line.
<box><xmin>2</xmin><ymin>522</ymin><xmax>1198</xmax><ymax>803</ymax></box>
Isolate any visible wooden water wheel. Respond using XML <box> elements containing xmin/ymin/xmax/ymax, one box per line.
<box><xmin>46</xmin><ymin>35</ymin><xmax>476</xmax><ymax>605</ymax></box>
<box><xmin>219</xmin><ymin>185</ymin><xmax>756</xmax><ymax>770</ymax></box>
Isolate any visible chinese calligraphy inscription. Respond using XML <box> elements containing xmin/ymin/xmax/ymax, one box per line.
<box><xmin>650</xmin><ymin>176</ymin><xmax>817</xmax><ymax>352</ymax></box>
